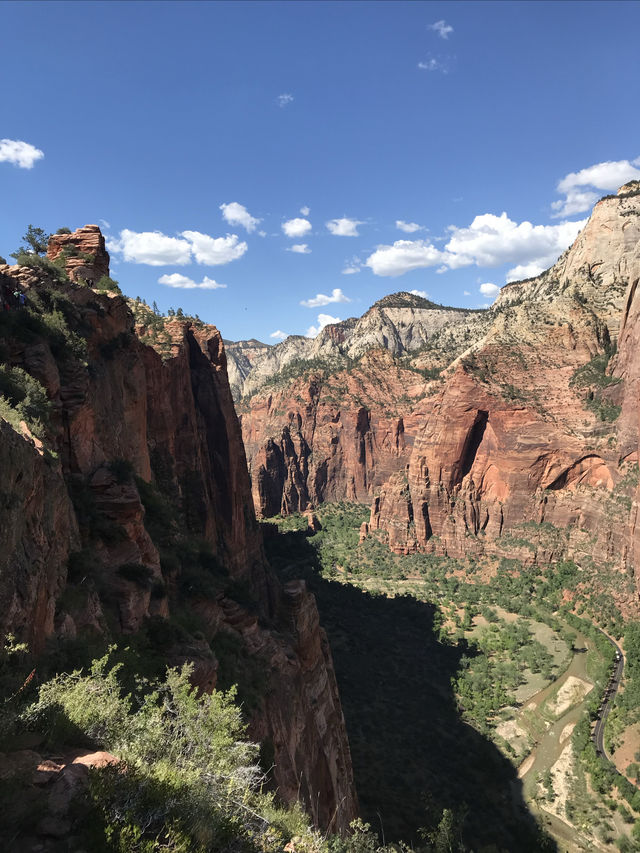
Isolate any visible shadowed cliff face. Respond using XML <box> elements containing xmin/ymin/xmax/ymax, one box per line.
<box><xmin>0</xmin><ymin>229</ymin><xmax>357</xmax><ymax>831</ymax></box>
<box><xmin>369</xmin><ymin>184</ymin><xmax>640</xmax><ymax>615</ymax></box>
<box><xmin>239</xmin><ymin>349</ymin><xmax>438</xmax><ymax>517</ymax></box>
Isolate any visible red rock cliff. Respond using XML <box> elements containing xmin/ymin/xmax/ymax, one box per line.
<box><xmin>0</xmin><ymin>232</ymin><xmax>357</xmax><ymax>831</ymax></box>
<box><xmin>239</xmin><ymin>349</ymin><xmax>435</xmax><ymax>517</ymax></box>
<box><xmin>369</xmin><ymin>185</ymin><xmax>640</xmax><ymax>615</ymax></box>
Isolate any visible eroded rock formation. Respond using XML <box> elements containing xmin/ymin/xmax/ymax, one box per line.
<box><xmin>369</xmin><ymin>184</ymin><xmax>640</xmax><ymax>614</ymax></box>
<box><xmin>239</xmin><ymin>349</ymin><xmax>436</xmax><ymax>517</ymax></box>
<box><xmin>0</xmin><ymin>232</ymin><xmax>357</xmax><ymax>831</ymax></box>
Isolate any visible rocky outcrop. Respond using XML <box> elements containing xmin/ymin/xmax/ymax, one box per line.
<box><xmin>239</xmin><ymin>349</ymin><xmax>436</xmax><ymax>516</ymax></box>
<box><xmin>0</xmin><ymin>227</ymin><xmax>357</xmax><ymax>831</ymax></box>
<box><xmin>369</xmin><ymin>186</ymin><xmax>640</xmax><ymax>614</ymax></box>
<box><xmin>46</xmin><ymin>224</ymin><xmax>110</xmax><ymax>284</ymax></box>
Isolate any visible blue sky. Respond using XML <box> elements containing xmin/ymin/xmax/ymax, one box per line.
<box><xmin>1</xmin><ymin>0</ymin><xmax>639</xmax><ymax>342</ymax></box>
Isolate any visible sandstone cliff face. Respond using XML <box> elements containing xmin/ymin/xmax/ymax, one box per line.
<box><xmin>0</xmin><ymin>231</ymin><xmax>357</xmax><ymax>831</ymax></box>
<box><xmin>236</xmin><ymin>294</ymin><xmax>483</xmax><ymax>517</ymax></box>
<box><xmin>369</xmin><ymin>185</ymin><xmax>640</xmax><ymax>614</ymax></box>
<box><xmin>239</xmin><ymin>349</ymin><xmax>435</xmax><ymax>517</ymax></box>
<box><xmin>224</xmin><ymin>338</ymin><xmax>271</xmax><ymax>400</ymax></box>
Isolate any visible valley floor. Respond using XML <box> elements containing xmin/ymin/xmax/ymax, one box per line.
<box><xmin>264</xmin><ymin>502</ymin><xmax>640</xmax><ymax>853</ymax></box>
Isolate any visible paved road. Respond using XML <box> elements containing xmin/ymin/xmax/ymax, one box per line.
<box><xmin>591</xmin><ymin>628</ymin><xmax>624</xmax><ymax>761</ymax></box>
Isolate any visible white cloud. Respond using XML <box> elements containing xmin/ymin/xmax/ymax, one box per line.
<box><xmin>463</xmin><ymin>290</ymin><xmax>471</xmax><ymax>296</ymax></box>
<box><xmin>409</xmin><ymin>289</ymin><xmax>429</xmax><ymax>299</ymax></box>
<box><xmin>158</xmin><ymin>273</ymin><xmax>227</xmax><ymax>289</ymax></box>
<box><xmin>107</xmin><ymin>228</ymin><xmax>248</xmax><ymax>266</ymax></box>
<box><xmin>479</xmin><ymin>282</ymin><xmax>500</xmax><ymax>298</ymax></box>
<box><xmin>301</xmin><ymin>288</ymin><xmax>352</xmax><ymax>308</ymax></box>
<box><xmin>219</xmin><ymin>202</ymin><xmax>261</xmax><ymax>233</ymax></box>
<box><xmin>506</xmin><ymin>261</ymin><xmax>546</xmax><ymax>282</ymax></box>
<box><xmin>365</xmin><ymin>212</ymin><xmax>586</xmax><ymax>280</ymax></box>
<box><xmin>365</xmin><ymin>239</ymin><xmax>448</xmax><ymax>276</ymax></box>
<box><xmin>282</xmin><ymin>218</ymin><xmax>312</xmax><ymax>238</ymax></box>
<box><xmin>277</xmin><ymin>93</ymin><xmax>294</xmax><ymax>108</ymax></box>
<box><xmin>444</xmin><ymin>213</ymin><xmax>586</xmax><ymax>270</ymax></box>
<box><xmin>429</xmin><ymin>20</ymin><xmax>453</xmax><ymax>39</ymax></box>
<box><xmin>300</xmin><ymin>206</ymin><xmax>310</xmax><ymax>216</ymax></box>
<box><xmin>551</xmin><ymin>158</ymin><xmax>640</xmax><ymax>217</ymax></box>
<box><xmin>110</xmin><ymin>229</ymin><xmax>193</xmax><ymax>265</ymax></box>
<box><xmin>0</xmin><ymin>138</ymin><xmax>44</xmax><ymax>169</ymax></box>
<box><xmin>342</xmin><ymin>261</ymin><xmax>361</xmax><ymax>275</ymax></box>
<box><xmin>306</xmin><ymin>313</ymin><xmax>341</xmax><ymax>338</ymax></box>
<box><xmin>418</xmin><ymin>57</ymin><xmax>448</xmax><ymax>73</ymax></box>
<box><xmin>270</xmin><ymin>330</ymin><xmax>288</xmax><ymax>340</ymax></box>
<box><xmin>326</xmin><ymin>217</ymin><xmax>364</xmax><ymax>236</ymax></box>
<box><xmin>287</xmin><ymin>243</ymin><xmax>311</xmax><ymax>254</ymax></box>
<box><xmin>99</xmin><ymin>218</ymin><xmax>111</xmax><ymax>231</ymax></box>
<box><xmin>396</xmin><ymin>220</ymin><xmax>423</xmax><ymax>233</ymax></box>
<box><xmin>181</xmin><ymin>230</ymin><xmax>247</xmax><ymax>265</ymax></box>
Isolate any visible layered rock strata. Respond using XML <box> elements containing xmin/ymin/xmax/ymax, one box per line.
<box><xmin>0</xmin><ymin>231</ymin><xmax>357</xmax><ymax>830</ymax></box>
<box><xmin>369</xmin><ymin>185</ymin><xmax>640</xmax><ymax>613</ymax></box>
<box><xmin>239</xmin><ymin>349</ymin><xmax>435</xmax><ymax>517</ymax></box>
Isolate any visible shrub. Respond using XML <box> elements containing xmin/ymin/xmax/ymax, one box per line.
<box><xmin>0</xmin><ymin>365</ymin><xmax>51</xmax><ymax>433</ymax></box>
<box><xmin>94</xmin><ymin>275</ymin><xmax>122</xmax><ymax>295</ymax></box>
<box><xmin>22</xmin><ymin>652</ymin><xmax>322</xmax><ymax>851</ymax></box>
<box><xmin>55</xmin><ymin>227</ymin><xmax>72</xmax><ymax>235</ymax></box>
<box><xmin>12</xmin><ymin>252</ymin><xmax>68</xmax><ymax>283</ymax></box>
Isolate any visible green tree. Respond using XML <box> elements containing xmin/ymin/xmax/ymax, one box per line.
<box><xmin>11</xmin><ymin>224</ymin><xmax>51</xmax><ymax>259</ymax></box>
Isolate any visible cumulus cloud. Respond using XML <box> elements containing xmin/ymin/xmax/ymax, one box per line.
<box><xmin>444</xmin><ymin>213</ymin><xmax>586</xmax><ymax>270</ymax></box>
<box><xmin>219</xmin><ymin>202</ymin><xmax>261</xmax><ymax>233</ymax></box>
<box><xmin>0</xmin><ymin>138</ymin><xmax>44</xmax><ymax>169</ymax></box>
<box><xmin>158</xmin><ymin>274</ymin><xmax>227</xmax><ymax>289</ymax></box>
<box><xmin>429</xmin><ymin>20</ymin><xmax>453</xmax><ymax>39</ymax></box>
<box><xmin>282</xmin><ymin>218</ymin><xmax>312</xmax><ymax>238</ymax></box>
<box><xmin>479</xmin><ymin>282</ymin><xmax>500</xmax><ymax>298</ymax></box>
<box><xmin>409</xmin><ymin>289</ymin><xmax>429</xmax><ymax>298</ymax></box>
<box><xmin>181</xmin><ymin>230</ymin><xmax>248</xmax><ymax>265</ymax></box>
<box><xmin>326</xmin><ymin>217</ymin><xmax>364</xmax><ymax>236</ymax></box>
<box><xmin>305</xmin><ymin>313</ymin><xmax>341</xmax><ymax>338</ymax></box>
<box><xmin>365</xmin><ymin>239</ymin><xmax>448</xmax><ymax>276</ymax></box>
<box><xmin>396</xmin><ymin>220</ymin><xmax>423</xmax><ymax>233</ymax></box>
<box><xmin>277</xmin><ymin>93</ymin><xmax>294</xmax><ymax>108</ymax></box>
<box><xmin>108</xmin><ymin>228</ymin><xmax>248</xmax><ymax>266</ymax></box>
<box><xmin>270</xmin><ymin>329</ymin><xmax>288</xmax><ymax>340</ymax></box>
<box><xmin>300</xmin><ymin>288</ymin><xmax>352</xmax><ymax>308</ymax></box>
<box><xmin>300</xmin><ymin>206</ymin><xmax>310</xmax><ymax>216</ymax></box>
<box><xmin>551</xmin><ymin>157</ymin><xmax>640</xmax><ymax>217</ymax></box>
<box><xmin>365</xmin><ymin>212</ymin><xmax>586</xmax><ymax>280</ymax></box>
<box><xmin>506</xmin><ymin>261</ymin><xmax>546</xmax><ymax>282</ymax></box>
<box><xmin>109</xmin><ymin>230</ymin><xmax>193</xmax><ymax>265</ymax></box>
<box><xmin>287</xmin><ymin>244</ymin><xmax>311</xmax><ymax>254</ymax></box>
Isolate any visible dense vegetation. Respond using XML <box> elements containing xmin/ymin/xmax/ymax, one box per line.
<box><xmin>265</xmin><ymin>502</ymin><xmax>640</xmax><ymax>851</ymax></box>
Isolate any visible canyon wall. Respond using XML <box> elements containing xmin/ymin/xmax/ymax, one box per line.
<box><xmin>369</xmin><ymin>184</ymin><xmax>640</xmax><ymax>613</ymax></box>
<box><xmin>239</xmin><ymin>349</ymin><xmax>436</xmax><ymax>517</ymax></box>
<box><xmin>0</xmin><ymin>229</ymin><xmax>357</xmax><ymax>831</ymax></box>
<box><xmin>236</xmin><ymin>294</ymin><xmax>485</xmax><ymax>517</ymax></box>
